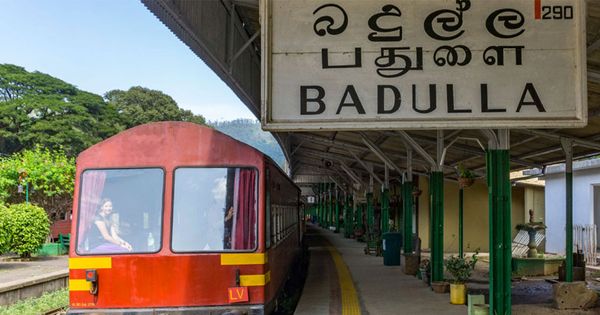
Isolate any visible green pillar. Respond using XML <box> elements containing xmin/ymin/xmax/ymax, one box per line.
<box><xmin>487</xmin><ymin>149</ymin><xmax>512</xmax><ymax>315</ymax></box>
<box><xmin>430</xmin><ymin>172</ymin><xmax>444</xmax><ymax>283</ymax></box>
<box><xmin>335</xmin><ymin>187</ymin><xmax>340</xmax><ymax>232</ymax></box>
<box><xmin>381</xmin><ymin>189</ymin><xmax>390</xmax><ymax>233</ymax></box>
<box><xmin>324</xmin><ymin>183</ymin><xmax>328</xmax><ymax>227</ymax></box>
<box><xmin>366</xmin><ymin>193</ymin><xmax>374</xmax><ymax>234</ymax></box>
<box><xmin>566</xmin><ymin>167</ymin><xmax>573</xmax><ymax>282</ymax></box>
<box><xmin>459</xmin><ymin>188</ymin><xmax>464</xmax><ymax>258</ymax></box>
<box><xmin>403</xmin><ymin>182</ymin><xmax>413</xmax><ymax>253</ymax></box>
<box><xmin>328</xmin><ymin>183</ymin><xmax>333</xmax><ymax>228</ymax></box>
<box><xmin>323</xmin><ymin>183</ymin><xmax>328</xmax><ymax>227</ymax></box>
<box><xmin>344</xmin><ymin>194</ymin><xmax>351</xmax><ymax>237</ymax></box>
<box><xmin>562</xmin><ymin>138</ymin><xmax>574</xmax><ymax>282</ymax></box>
<box><xmin>357</xmin><ymin>202</ymin><xmax>364</xmax><ymax>234</ymax></box>
<box><xmin>319</xmin><ymin>183</ymin><xmax>325</xmax><ymax>227</ymax></box>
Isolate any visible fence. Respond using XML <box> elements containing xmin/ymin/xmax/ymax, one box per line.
<box><xmin>511</xmin><ymin>230</ymin><xmax>545</xmax><ymax>258</ymax></box>
<box><xmin>574</xmin><ymin>224</ymin><xmax>597</xmax><ymax>266</ymax></box>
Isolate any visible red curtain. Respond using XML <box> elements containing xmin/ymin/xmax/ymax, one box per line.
<box><xmin>233</xmin><ymin>169</ymin><xmax>256</xmax><ymax>249</ymax></box>
<box><xmin>77</xmin><ymin>171</ymin><xmax>106</xmax><ymax>249</ymax></box>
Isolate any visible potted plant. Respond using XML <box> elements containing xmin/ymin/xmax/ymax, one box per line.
<box><xmin>445</xmin><ymin>252</ymin><xmax>478</xmax><ymax>305</ymax></box>
<box><xmin>412</xmin><ymin>187</ymin><xmax>422</xmax><ymax>197</ymax></box>
<box><xmin>419</xmin><ymin>259</ymin><xmax>430</xmax><ymax>285</ymax></box>
<box><xmin>457</xmin><ymin>164</ymin><xmax>476</xmax><ymax>188</ymax></box>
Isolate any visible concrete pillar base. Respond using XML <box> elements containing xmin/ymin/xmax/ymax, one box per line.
<box><xmin>552</xmin><ymin>282</ymin><xmax>598</xmax><ymax>310</ymax></box>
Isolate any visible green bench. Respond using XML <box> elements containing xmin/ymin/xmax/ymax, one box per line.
<box><xmin>59</xmin><ymin>233</ymin><xmax>70</xmax><ymax>252</ymax></box>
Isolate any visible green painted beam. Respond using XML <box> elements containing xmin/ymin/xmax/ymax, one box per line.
<box><xmin>566</xmin><ymin>171</ymin><xmax>573</xmax><ymax>282</ymax></box>
<box><xmin>357</xmin><ymin>202</ymin><xmax>364</xmax><ymax>234</ymax></box>
<box><xmin>403</xmin><ymin>182</ymin><xmax>414</xmax><ymax>253</ymax></box>
<box><xmin>344</xmin><ymin>194</ymin><xmax>352</xmax><ymax>237</ymax></box>
<box><xmin>459</xmin><ymin>188</ymin><xmax>464</xmax><ymax>258</ymax></box>
<box><xmin>335</xmin><ymin>186</ymin><xmax>340</xmax><ymax>233</ymax></box>
<box><xmin>381</xmin><ymin>189</ymin><xmax>390</xmax><ymax>233</ymax></box>
<box><xmin>430</xmin><ymin>172</ymin><xmax>444</xmax><ymax>282</ymax></box>
<box><xmin>366</xmin><ymin>192</ymin><xmax>374</xmax><ymax>234</ymax></box>
<box><xmin>320</xmin><ymin>183</ymin><xmax>325</xmax><ymax>227</ymax></box>
<box><xmin>487</xmin><ymin>149</ymin><xmax>512</xmax><ymax>315</ymax></box>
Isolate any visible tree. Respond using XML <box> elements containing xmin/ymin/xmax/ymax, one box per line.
<box><xmin>105</xmin><ymin>86</ymin><xmax>205</xmax><ymax>128</ymax></box>
<box><xmin>0</xmin><ymin>64</ymin><xmax>122</xmax><ymax>156</ymax></box>
<box><xmin>0</xmin><ymin>204</ymin><xmax>8</xmax><ymax>254</ymax></box>
<box><xmin>0</xmin><ymin>147</ymin><xmax>75</xmax><ymax>219</ymax></box>
<box><xmin>4</xmin><ymin>203</ymin><xmax>50</xmax><ymax>258</ymax></box>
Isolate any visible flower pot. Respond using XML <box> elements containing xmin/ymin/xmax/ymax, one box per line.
<box><xmin>431</xmin><ymin>281</ymin><xmax>449</xmax><ymax>293</ymax></box>
<box><xmin>458</xmin><ymin>177</ymin><xmax>474</xmax><ymax>188</ymax></box>
<box><xmin>402</xmin><ymin>253</ymin><xmax>419</xmax><ymax>275</ymax></box>
<box><xmin>450</xmin><ymin>283</ymin><xmax>466</xmax><ymax>305</ymax></box>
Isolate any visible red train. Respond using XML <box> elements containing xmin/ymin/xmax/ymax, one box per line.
<box><xmin>68</xmin><ymin>122</ymin><xmax>302</xmax><ymax>314</ymax></box>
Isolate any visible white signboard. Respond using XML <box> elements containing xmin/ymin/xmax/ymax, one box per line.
<box><xmin>261</xmin><ymin>0</ymin><xmax>587</xmax><ymax>131</ymax></box>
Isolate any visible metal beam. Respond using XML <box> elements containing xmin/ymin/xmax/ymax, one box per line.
<box><xmin>294</xmin><ymin>133</ymin><xmax>432</xmax><ymax>169</ymax></box>
<box><xmin>523</xmin><ymin>129</ymin><xmax>600</xmax><ymax>151</ymax></box>
<box><xmin>339</xmin><ymin>161</ymin><xmax>363</xmax><ymax>187</ymax></box>
<box><xmin>360</xmin><ymin>132</ymin><xmax>404</xmax><ymax>173</ymax></box>
<box><xmin>397</xmin><ymin>131</ymin><xmax>436</xmax><ymax>168</ymax></box>
<box><xmin>390</xmin><ymin>131</ymin><xmax>541</xmax><ymax>169</ymax></box>
<box><xmin>329</xmin><ymin>176</ymin><xmax>347</xmax><ymax>194</ymax></box>
<box><xmin>229</xmin><ymin>30</ymin><xmax>260</xmax><ymax>72</ymax></box>
<box><xmin>348</xmin><ymin>149</ymin><xmax>383</xmax><ymax>185</ymax></box>
<box><xmin>436</xmin><ymin>130</ymin><xmax>444</xmax><ymax>171</ymax></box>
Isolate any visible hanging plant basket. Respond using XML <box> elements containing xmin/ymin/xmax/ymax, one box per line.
<box><xmin>458</xmin><ymin>177</ymin><xmax>475</xmax><ymax>188</ymax></box>
<box><xmin>412</xmin><ymin>189</ymin><xmax>422</xmax><ymax>197</ymax></box>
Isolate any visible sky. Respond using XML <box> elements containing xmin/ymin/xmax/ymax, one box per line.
<box><xmin>0</xmin><ymin>0</ymin><xmax>255</xmax><ymax>122</ymax></box>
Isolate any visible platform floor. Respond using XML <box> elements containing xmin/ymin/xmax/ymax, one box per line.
<box><xmin>294</xmin><ymin>225</ymin><xmax>600</xmax><ymax>315</ymax></box>
<box><xmin>295</xmin><ymin>226</ymin><xmax>466</xmax><ymax>315</ymax></box>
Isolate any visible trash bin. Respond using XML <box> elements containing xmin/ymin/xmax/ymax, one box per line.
<box><xmin>382</xmin><ymin>232</ymin><xmax>402</xmax><ymax>266</ymax></box>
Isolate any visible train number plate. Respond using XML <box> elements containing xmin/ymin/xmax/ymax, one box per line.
<box><xmin>228</xmin><ymin>286</ymin><xmax>249</xmax><ymax>303</ymax></box>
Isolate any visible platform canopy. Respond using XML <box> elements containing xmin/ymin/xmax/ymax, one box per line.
<box><xmin>142</xmin><ymin>0</ymin><xmax>600</xmax><ymax>189</ymax></box>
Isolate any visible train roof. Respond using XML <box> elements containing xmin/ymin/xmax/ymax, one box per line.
<box><xmin>77</xmin><ymin>121</ymin><xmax>266</xmax><ymax>169</ymax></box>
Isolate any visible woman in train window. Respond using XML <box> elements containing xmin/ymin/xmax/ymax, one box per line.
<box><xmin>88</xmin><ymin>198</ymin><xmax>133</xmax><ymax>253</ymax></box>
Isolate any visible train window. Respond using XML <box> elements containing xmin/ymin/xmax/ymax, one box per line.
<box><xmin>76</xmin><ymin>168</ymin><xmax>164</xmax><ymax>255</ymax></box>
<box><xmin>172</xmin><ymin>167</ymin><xmax>257</xmax><ymax>252</ymax></box>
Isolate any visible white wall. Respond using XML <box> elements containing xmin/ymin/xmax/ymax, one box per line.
<box><xmin>545</xmin><ymin>161</ymin><xmax>600</xmax><ymax>254</ymax></box>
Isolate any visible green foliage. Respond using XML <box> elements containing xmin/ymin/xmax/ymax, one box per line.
<box><xmin>0</xmin><ymin>288</ymin><xmax>68</xmax><ymax>315</ymax></box>
<box><xmin>419</xmin><ymin>258</ymin><xmax>430</xmax><ymax>271</ymax></box>
<box><xmin>0</xmin><ymin>64</ymin><xmax>123</xmax><ymax>156</ymax></box>
<box><xmin>210</xmin><ymin>119</ymin><xmax>285</xmax><ymax>167</ymax></box>
<box><xmin>0</xmin><ymin>148</ymin><xmax>75</xmax><ymax>218</ymax></box>
<box><xmin>4</xmin><ymin>203</ymin><xmax>50</xmax><ymax>258</ymax></box>
<box><xmin>0</xmin><ymin>203</ymin><xmax>8</xmax><ymax>253</ymax></box>
<box><xmin>0</xmin><ymin>64</ymin><xmax>207</xmax><ymax>157</ymax></box>
<box><xmin>105</xmin><ymin>86</ymin><xmax>206</xmax><ymax>128</ymax></box>
<box><xmin>457</xmin><ymin>163</ymin><xmax>475</xmax><ymax>179</ymax></box>
<box><xmin>445</xmin><ymin>251</ymin><xmax>478</xmax><ymax>284</ymax></box>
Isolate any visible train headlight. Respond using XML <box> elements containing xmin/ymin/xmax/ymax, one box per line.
<box><xmin>85</xmin><ymin>269</ymin><xmax>98</xmax><ymax>295</ymax></box>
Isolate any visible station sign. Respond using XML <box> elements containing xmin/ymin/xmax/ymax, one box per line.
<box><xmin>261</xmin><ymin>0</ymin><xmax>587</xmax><ymax>131</ymax></box>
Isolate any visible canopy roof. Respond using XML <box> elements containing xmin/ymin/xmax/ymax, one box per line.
<box><xmin>143</xmin><ymin>0</ymin><xmax>600</xmax><ymax>189</ymax></box>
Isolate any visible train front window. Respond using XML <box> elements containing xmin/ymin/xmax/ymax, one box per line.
<box><xmin>76</xmin><ymin>168</ymin><xmax>164</xmax><ymax>255</ymax></box>
<box><xmin>172</xmin><ymin>167</ymin><xmax>258</xmax><ymax>252</ymax></box>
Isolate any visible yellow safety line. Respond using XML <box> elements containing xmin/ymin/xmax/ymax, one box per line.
<box><xmin>327</xmin><ymin>246</ymin><xmax>361</xmax><ymax>315</ymax></box>
<box><xmin>240</xmin><ymin>271</ymin><xmax>271</xmax><ymax>286</ymax></box>
<box><xmin>69</xmin><ymin>257</ymin><xmax>112</xmax><ymax>269</ymax></box>
<box><xmin>221</xmin><ymin>253</ymin><xmax>268</xmax><ymax>265</ymax></box>
<box><xmin>69</xmin><ymin>279</ymin><xmax>91</xmax><ymax>291</ymax></box>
